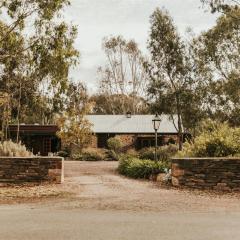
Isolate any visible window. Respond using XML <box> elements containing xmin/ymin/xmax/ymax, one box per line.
<box><xmin>43</xmin><ymin>137</ymin><xmax>51</xmax><ymax>155</ymax></box>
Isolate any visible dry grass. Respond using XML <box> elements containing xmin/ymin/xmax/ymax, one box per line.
<box><xmin>0</xmin><ymin>140</ymin><xmax>33</xmax><ymax>157</ymax></box>
<box><xmin>0</xmin><ymin>184</ymin><xmax>73</xmax><ymax>204</ymax></box>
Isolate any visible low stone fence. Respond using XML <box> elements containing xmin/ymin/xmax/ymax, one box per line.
<box><xmin>0</xmin><ymin>157</ymin><xmax>64</xmax><ymax>184</ymax></box>
<box><xmin>171</xmin><ymin>158</ymin><xmax>240</xmax><ymax>191</ymax></box>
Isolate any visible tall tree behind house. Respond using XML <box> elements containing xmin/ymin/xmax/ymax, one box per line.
<box><xmin>146</xmin><ymin>8</ymin><xmax>201</xmax><ymax>150</ymax></box>
<box><xmin>96</xmin><ymin>36</ymin><xmax>149</xmax><ymax>115</ymax></box>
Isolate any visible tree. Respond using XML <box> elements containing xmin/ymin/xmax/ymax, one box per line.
<box><xmin>56</xmin><ymin>83</ymin><xmax>93</xmax><ymax>153</ymax></box>
<box><xmin>0</xmin><ymin>0</ymin><xmax>79</xmax><ymax>139</ymax></box>
<box><xmin>146</xmin><ymin>8</ymin><xmax>201</xmax><ymax>150</ymax></box>
<box><xmin>98</xmin><ymin>36</ymin><xmax>148</xmax><ymax>114</ymax></box>
<box><xmin>90</xmin><ymin>93</ymin><xmax>148</xmax><ymax>115</ymax></box>
<box><xmin>193</xmin><ymin>7</ymin><xmax>240</xmax><ymax>126</ymax></box>
<box><xmin>201</xmin><ymin>0</ymin><xmax>240</xmax><ymax>20</ymax></box>
<box><xmin>0</xmin><ymin>92</ymin><xmax>10</xmax><ymax>141</ymax></box>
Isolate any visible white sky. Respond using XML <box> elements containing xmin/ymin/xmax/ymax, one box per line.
<box><xmin>64</xmin><ymin>0</ymin><xmax>218</xmax><ymax>93</ymax></box>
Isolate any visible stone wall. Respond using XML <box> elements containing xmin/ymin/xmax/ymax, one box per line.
<box><xmin>171</xmin><ymin>158</ymin><xmax>240</xmax><ymax>191</ymax></box>
<box><xmin>0</xmin><ymin>157</ymin><xmax>64</xmax><ymax>184</ymax></box>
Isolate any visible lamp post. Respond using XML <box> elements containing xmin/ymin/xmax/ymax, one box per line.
<box><xmin>152</xmin><ymin>114</ymin><xmax>161</xmax><ymax>161</ymax></box>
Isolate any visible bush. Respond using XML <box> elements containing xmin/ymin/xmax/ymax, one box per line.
<box><xmin>57</xmin><ymin>149</ymin><xmax>70</xmax><ymax>158</ymax></box>
<box><xmin>118</xmin><ymin>155</ymin><xmax>166</xmax><ymax>179</ymax></box>
<box><xmin>178</xmin><ymin>121</ymin><xmax>240</xmax><ymax>157</ymax></box>
<box><xmin>106</xmin><ymin>149</ymin><xmax>120</xmax><ymax>161</ymax></box>
<box><xmin>139</xmin><ymin>145</ymin><xmax>178</xmax><ymax>163</ymax></box>
<box><xmin>126</xmin><ymin>148</ymin><xmax>139</xmax><ymax>157</ymax></box>
<box><xmin>0</xmin><ymin>141</ymin><xmax>32</xmax><ymax>157</ymax></box>
<box><xmin>73</xmin><ymin>148</ymin><xmax>105</xmax><ymax>161</ymax></box>
<box><xmin>107</xmin><ymin>137</ymin><xmax>123</xmax><ymax>152</ymax></box>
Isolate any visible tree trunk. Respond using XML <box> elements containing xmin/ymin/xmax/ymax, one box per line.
<box><xmin>16</xmin><ymin>80</ymin><xmax>22</xmax><ymax>143</ymax></box>
<box><xmin>177</xmin><ymin>114</ymin><xmax>183</xmax><ymax>151</ymax></box>
<box><xmin>176</xmin><ymin>93</ymin><xmax>183</xmax><ymax>151</ymax></box>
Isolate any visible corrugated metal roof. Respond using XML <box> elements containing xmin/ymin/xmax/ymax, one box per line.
<box><xmin>86</xmin><ymin>115</ymin><xmax>178</xmax><ymax>134</ymax></box>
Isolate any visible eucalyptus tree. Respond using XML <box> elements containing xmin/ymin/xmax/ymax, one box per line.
<box><xmin>146</xmin><ymin>8</ymin><xmax>204</xmax><ymax>149</ymax></box>
<box><xmin>98</xmin><ymin>36</ymin><xmax>148</xmax><ymax>114</ymax></box>
<box><xmin>193</xmin><ymin>7</ymin><xmax>240</xmax><ymax>125</ymax></box>
<box><xmin>201</xmin><ymin>0</ymin><xmax>240</xmax><ymax>20</ymax></box>
<box><xmin>0</xmin><ymin>0</ymin><xmax>79</xmax><ymax>135</ymax></box>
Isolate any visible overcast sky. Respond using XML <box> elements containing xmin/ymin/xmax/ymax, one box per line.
<box><xmin>64</xmin><ymin>0</ymin><xmax>218</xmax><ymax>93</ymax></box>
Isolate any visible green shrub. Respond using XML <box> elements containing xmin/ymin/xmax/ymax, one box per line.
<box><xmin>139</xmin><ymin>147</ymin><xmax>155</xmax><ymax>160</ymax></box>
<box><xmin>57</xmin><ymin>149</ymin><xmax>70</xmax><ymax>158</ymax></box>
<box><xmin>0</xmin><ymin>141</ymin><xmax>32</xmax><ymax>157</ymax></box>
<box><xmin>118</xmin><ymin>156</ymin><xmax>166</xmax><ymax>179</ymax></box>
<box><xmin>107</xmin><ymin>137</ymin><xmax>123</xmax><ymax>152</ymax></box>
<box><xmin>106</xmin><ymin>149</ymin><xmax>120</xmax><ymax>161</ymax></box>
<box><xmin>178</xmin><ymin>121</ymin><xmax>240</xmax><ymax>157</ymax></box>
<box><xmin>139</xmin><ymin>145</ymin><xmax>178</xmax><ymax>162</ymax></box>
<box><xmin>126</xmin><ymin>148</ymin><xmax>139</xmax><ymax>157</ymax></box>
<box><xmin>73</xmin><ymin>148</ymin><xmax>104</xmax><ymax>161</ymax></box>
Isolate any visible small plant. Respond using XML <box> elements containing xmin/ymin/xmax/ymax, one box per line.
<box><xmin>57</xmin><ymin>150</ymin><xmax>70</xmax><ymax>158</ymax></box>
<box><xmin>126</xmin><ymin>148</ymin><xmax>139</xmax><ymax>157</ymax></box>
<box><xmin>73</xmin><ymin>148</ymin><xmax>105</xmax><ymax>161</ymax></box>
<box><xmin>118</xmin><ymin>155</ymin><xmax>166</xmax><ymax>179</ymax></box>
<box><xmin>107</xmin><ymin>137</ymin><xmax>123</xmax><ymax>153</ymax></box>
<box><xmin>139</xmin><ymin>145</ymin><xmax>178</xmax><ymax>163</ymax></box>
<box><xmin>0</xmin><ymin>141</ymin><xmax>32</xmax><ymax>157</ymax></box>
<box><xmin>106</xmin><ymin>149</ymin><xmax>120</xmax><ymax>161</ymax></box>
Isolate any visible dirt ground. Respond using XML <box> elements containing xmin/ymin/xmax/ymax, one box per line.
<box><xmin>57</xmin><ymin>161</ymin><xmax>240</xmax><ymax>212</ymax></box>
<box><xmin>1</xmin><ymin>161</ymin><xmax>240</xmax><ymax>213</ymax></box>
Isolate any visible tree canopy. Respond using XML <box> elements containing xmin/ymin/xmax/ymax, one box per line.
<box><xmin>0</xmin><ymin>0</ymin><xmax>79</xmax><ymax>139</ymax></box>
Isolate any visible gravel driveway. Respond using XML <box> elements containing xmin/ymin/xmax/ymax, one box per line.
<box><xmin>60</xmin><ymin>161</ymin><xmax>240</xmax><ymax>212</ymax></box>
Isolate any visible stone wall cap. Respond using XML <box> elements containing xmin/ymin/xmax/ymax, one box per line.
<box><xmin>0</xmin><ymin>156</ymin><xmax>63</xmax><ymax>160</ymax></box>
<box><xmin>172</xmin><ymin>157</ymin><xmax>240</xmax><ymax>161</ymax></box>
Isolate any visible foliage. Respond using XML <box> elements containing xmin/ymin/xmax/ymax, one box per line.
<box><xmin>107</xmin><ymin>137</ymin><xmax>123</xmax><ymax>152</ymax></box>
<box><xmin>73</xmin><ymin>148</ymin><xmax>105</xmax><ymax>161</ymax></box>
<box><xmin>146</xmin><ymin>8</ymin><xmax>202</xmax><ymax>149</ymax></box>
<box><xmin>178</xmin><ymin>121</ymin><xmax>240</xmax><ymax>157</ymax></box>
<box><xmin>0</xmin><ymin>141</ymin><xmax>32</xmax><ymax>157</ymax></box>
<box><xmin>57</xmin><ymin>114</ymin><xmax>92</xmax><ymax>151</ymax></box>
<box><xmin>139</xmin><ymin>145</ymin><xmax>178</xmax><ymax>165</ymax></box>
<box><xmin>0</xmin><ymin>92</ymin><xmax>10</xmax><ymax>141</ymax></box>
<box><xmin>118</xmin><ymin>155</ymin><xmax>166</xmax><ymax>179</ymax></box>
<box><xmin>97</xmin><ymin>35</ymin><xmax>149</xmax><ymax>114</ymax></box>
<box><xmin>106</xmin><ymin>149</ymin><xmax>120</xmax><ymax>161</ymax></box>
<box><xmin>56</xmin><ymin>83</ymin><xmax>93</xmax><ymax>151</ymax></box>
<box><xmin>126</xmin><ymin>148</ymin><xmax>139</xmax><ymax>158</ymax></box>
<box><xmin>57</xmin><ymin>150</ymin><xmax>70</xmax><ymax>158</ymax></box>
<box><xmin>192</xmin><ymin>7</ymin><xmax>240</xmax><ymax>126</ymax></box>
<box><xmin>0</xmin><ymin>0</ymin><xmax>79</xmax><ymax>136</ymax></box>
<box><xmin>90</xmin><ymin>93</ymin><xmax>149</xmax><ymax>115</ymax></box>
<box><xmin>201</xmin><ymin>0</ymin><xmax>240</xmax><ymax>16</ymax></box>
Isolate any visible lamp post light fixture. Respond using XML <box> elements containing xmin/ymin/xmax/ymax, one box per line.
<box><xmin>126</xmin><ymin>111</ymin><xmax>132</xmax><ymax>118</ymax></box>
<box><xmin>152</xmin><ymin>114</ymin><xmax>161</xmax><ymax>161</ymax></box>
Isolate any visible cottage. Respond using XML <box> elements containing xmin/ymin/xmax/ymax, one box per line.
<box><xmin>9</xmin><ymin>124</ymin><xmax>61</xmax><ymax>156</ymax></box>
<box><xmin>87</xmin><ymin>114</ymin><xmax>187</xmax><ymax>150</ymax></box>
<box><xmin>8</xmin><ymin>114</ymin><xmax>187</xmax><ymax>155</ymax></box>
